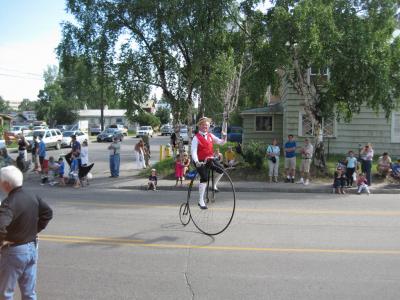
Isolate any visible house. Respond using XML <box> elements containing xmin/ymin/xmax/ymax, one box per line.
<box><xmin>241</xmin><ymin>75</ymin><xmax>400</xmax><ymax>157</ymax></box>
<box><xmin>77</xmin><ymin>106</ymin><xmax>130</xmax><ymax>128</ymax></box>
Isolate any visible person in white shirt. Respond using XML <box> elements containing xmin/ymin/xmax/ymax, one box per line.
<box><xmin>297</xmin><ymin>138</ymin><xmax>313</xmax><ymax>185</ymax></box>
<box><xmin>191</xmin><ymin>117</ymin><xmax>226</xmax><ymax>209</ymax></box>
<box><xmin>80</xmin><ymin>140</ymin><xmax>89</xmax><ymax>166</ymax></box>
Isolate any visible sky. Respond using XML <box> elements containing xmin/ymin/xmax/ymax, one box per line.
<box><xmin>0</xmin><ymin>0</ymin><xmax>71</xmax><ymax>103</ymax></box>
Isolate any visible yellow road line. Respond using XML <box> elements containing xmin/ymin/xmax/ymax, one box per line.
<box><xmin>41</xmin><ymin>234</ymin><xmax>144</xmax><ymax>243</ymax></box>
<box><xmin>39</xmin><ymin>235</ymin><xmax>400</xmax><ymax>255</ymax></box>
<box><xmin>60</xmin><ymin>201</ymin><xmax>400</xmax><ymax>216</ymax></box>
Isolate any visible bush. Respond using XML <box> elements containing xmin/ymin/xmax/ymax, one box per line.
<box><xmin>242</xmin><ymin>141</ymin><xmax>265</xmax><ymax>170</ymax></box>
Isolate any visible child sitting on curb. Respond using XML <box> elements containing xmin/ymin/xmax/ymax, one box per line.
<box><xmin>148</xmin><ymin>168</ymin><xmax>157</xmax><ymax>191</ymax></box>
<box><xmin>357</xmin><ymin>173</ymin><xmax>370</xmax><ymax>195</ymax></box>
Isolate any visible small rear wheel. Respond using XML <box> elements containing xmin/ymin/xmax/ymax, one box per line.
<box><xmin>179</xmin><ymin>202</ymin><xmax>190</xmax><ymax>226</ymax></box>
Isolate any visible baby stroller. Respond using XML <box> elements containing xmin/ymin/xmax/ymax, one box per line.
<box><xmin>64</xmin><ymin>152</ymin><xmax>94</xmax><ymax>187</ymax></box>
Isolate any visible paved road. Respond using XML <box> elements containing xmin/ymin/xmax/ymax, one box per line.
<box><xmin>8</xmin><ymin>183</ymin><xmax>400</xmax><ymax>300</ymax></box>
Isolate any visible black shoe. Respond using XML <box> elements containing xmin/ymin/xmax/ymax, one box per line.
<box><xmin>211</xmin><ymin>188</ymin><xmax>219</xmax><ymax>192</ymax></box>
<box><xmin>198</xmin><ymin>203</ymin><xmax>208</xmax><ymax>210</ymax></box>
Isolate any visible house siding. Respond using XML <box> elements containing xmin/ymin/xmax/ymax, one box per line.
<box><xmin>242</xmin><ymin>114</ymin><xmax>283</xmax><ymax>144</ymax></box>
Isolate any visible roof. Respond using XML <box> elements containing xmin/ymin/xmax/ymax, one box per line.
<box><xmin>0</xmin><ymin>114</ymin><xmax>12</xmax><ymax>120</ymax></box>
<box><xmin>240</xmin><ymin>102</ymin><xmax>283</xmax><ymax>115</ymax></box>
<box><xmin>78</xmin><ymin>109</ymin><xmax>127</xmax><ymax>117</ymax></box>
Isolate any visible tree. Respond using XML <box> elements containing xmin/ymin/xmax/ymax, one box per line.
<box><xmin>36</xmin><ymin>66</ymin><xmax>78</xmax><ymax>126</ymax></box>
<box><xmin>240</xmin><ymin>0</ymin><xmax>400</xmax><ymax>169</ymax></box>
<box><xmin>130</xmin><ymin>112</ymin><xmax>161</xmax><ymax>128</ymax></box>
<box><xmin>0</xmin><ymin>96</ymin><xmax>12</xmax><ymax>113</ymax></box>
<box><xmin>155</xmin><ymin>107</ymin><xmax>171</xmax><ymax>125</ymax></box>
<box><xmin>258</xmin><ymin>0</ymin><xmax>400</xmax><ymax>129</ymax></box>
<box><xmin>57</xmin><ymin>5</ymin><xmax>119</xmax><ymax>131</ymax></box>
<box><xmin>18</xmin><ymin>99</ymin><xmax>36</xmax><ymax>111</ymax></box>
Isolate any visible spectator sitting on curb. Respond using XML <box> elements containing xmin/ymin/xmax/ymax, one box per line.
<box><xmin>0</xmin><ymin>148</ymin><xmax>14</xmax><ymax>168</ymax></box>
<box><xmin>148</xmin><ymin>169</ymin><xmax>157</xmax><ymax>191</ymax></box>
<box><xmin>357</xmin><ymin>173</ymin><xmax>370</xmax><ymax>195</ymax></box>
<box><xmin>224</xmin><ymin>146</ymin><xmax>237</xmax><ymax>169</ymax></box>
<box><xmin>182</xmin><ymin>152</ymin><xmax>191</xmax><ymax>176</ymax></box>
<box><xmin>214</xmin><ymin>147</ymin><xmax>223</xmax><ymax>164</ymax></box>
<box><xmin>391</xmin><ymin>158</ymin><xmax>400</xmax><ymax>179</ymax></box>
<box><xmin>333</xmin><ymin>166</ymin><xmax>346</xmax><ymax>194</ymax></box>
<box><xmin>377</xmin><ymin>152</ymin><xmax>392</xmax><ymax>177</ymax></box>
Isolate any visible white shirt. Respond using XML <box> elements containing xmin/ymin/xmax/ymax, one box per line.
<box><xmin>191</xmin><ymin>131</ymin><xmax>226</xmax><ymax>163</ymax></box>
<box><xmin>80</xmin><ymin>146</ymin><xmax>89</xmax><ymax>165</ymax></box>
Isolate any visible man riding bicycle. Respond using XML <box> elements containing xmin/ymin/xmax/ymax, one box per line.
<box><xmin>191</xmin><ymin>117</ymin><xmax>227</xmax><ymax>209</ymax></box>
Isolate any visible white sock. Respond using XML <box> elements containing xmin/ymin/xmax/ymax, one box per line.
<box><xmin>199</xmin><ymin>183</ymin><xmax>207</xmax><ymax>207</ymax></box>
<box><xmin>214</xmin><ymin>173</ymin><xmax>223</xmax><ymax>189</ymax></box>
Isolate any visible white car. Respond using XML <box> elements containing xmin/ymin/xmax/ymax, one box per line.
<box><xmin>136</xmin><ymin>126</ymin><xmax>154</xmax><ymax>138</ymax></box>
<box><xmin>61</xmin><ymin>130</ymin><xmax>88</xmax><ymax>148</ymax></box>
<box><xmin>26</xmin><ymin>129</ymin><xmax>63</xmax><ymax>150</ymax></box>
<box><xmin>179</xmin><ymin>127</ymin><xmax>190</xmax><ymax>144</ymax></box>
<box><xmin>9</xmin><ymin>125</ymin><xmax>31</xmax><ymax>136</ymax></box>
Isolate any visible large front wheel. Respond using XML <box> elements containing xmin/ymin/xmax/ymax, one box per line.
<box><xmin>187</xmin><ymin>168</ymin><xmax>236</xmax><ymax>235</ymax></box>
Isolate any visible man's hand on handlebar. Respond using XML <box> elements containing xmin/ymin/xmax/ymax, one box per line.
<box><xmin>195</xmin><ymin>161</ymin><xmax>204</xmax><ymax>168</ymax></box>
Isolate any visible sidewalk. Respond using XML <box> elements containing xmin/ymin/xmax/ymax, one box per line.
<box><xmin>111</xmin><ymin>176</ymin><xmax>400</xmax><ymax>194</ymax></box>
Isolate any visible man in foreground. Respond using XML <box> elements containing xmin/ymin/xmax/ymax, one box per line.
<box><xmin>0</xmin><ymin>165</ymin><xmax>53</xmax><ymax>299</ymax></box>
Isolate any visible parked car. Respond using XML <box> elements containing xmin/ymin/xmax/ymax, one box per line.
<box><xmin>55</xmin><ymin>124</ymin><xmax>71</xmax><ymax>132</ymax></box>
<box><xmin>9</xmin><ymin>125</ymin><xmax>31</xmax><ymax>136</ymax></box>
<box><xmin>33</xmin><ymin>125</ymin><xmax>48</xmax><ymax>130</ymax></box>
<box><xmin>136</xmin><ymin>126</ymin><xmax>154</xmax><ymax>138</ymax></box>
<box><xmin>179</xmin><ymin>127</ymin><xmax>190</xmax><ymax>144</ymax></box>
<box><xmin>90</xmin><ymin>124</ymin><xmax>102</xmax><ymax>136</ymax></box>
<box><xmin>97</xmin><ymin>128</ymin><xmax>124</xmax><ymax>142</ymax></box>
<box><xmin>109</xmin><ymin>124</ymin><xmax>128</xmax><ymax>136</ymax></box>
<box><xmin>61</xmin><ymin>130</ymin><xmax>88</xmax><ymax>148</ymax></box>
<box><xmin>212</xmin><ymin>126</ymin><xmax>243</xmax><ymax>143</ymax></box>
<box><xmin>160</xmin><ymin>124</ymin><xmax>173</xmax><ymax>136</ymax></box>
<box><xmin>25</xmin><ymin>129</ymin><xmax>63</xmax><ymax>150</ymax></box>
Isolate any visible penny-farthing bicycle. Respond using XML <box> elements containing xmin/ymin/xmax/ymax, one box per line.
<box><xmin>179</xmin><ymin>158</ymin><xmax>236</xmax><ymax>235</ymax></box>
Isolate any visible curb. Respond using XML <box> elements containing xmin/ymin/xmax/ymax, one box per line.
<box><xmin>114</xmin><ymin>184</ymin><xmax>400</xmax><ymax>194</ymax></box>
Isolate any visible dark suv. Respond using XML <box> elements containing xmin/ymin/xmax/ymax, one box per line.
<box><xmin>212</xmin><ymin>126</ymin><xmax>243</xmax><ymax>143</ymax></box>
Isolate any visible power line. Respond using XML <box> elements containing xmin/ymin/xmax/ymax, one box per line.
<box><xmin>0</xmin><ymin>73</ymin><xmax>43</xmax><ymax>81</ymax></box>
<box><xmin>0</xmin><ymin>66</ymin><xmax>42</xmax><ymax>77</ymax></box>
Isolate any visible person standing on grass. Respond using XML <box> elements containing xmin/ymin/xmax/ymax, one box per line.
<box><xmin>297</xmin><ymin>138</ymin><xmax>313</xmax><ymax>185</ymax></box>
<box><xmin>266</xmin><ymin>138</ymin><xmax>280</xmax><ymax>183</ymax></box>
<box><xmin>0</xmin><ymin>165</ymin><xmax>53</xmax><ymax>299</ymax></box>
<box><xmin>284</xmin><ymin>134</ymin><xmax>297</xmax><ymax>183</ymax></box>
<box><xmin>360</xmin><ymin>143</ymin><xmax>374</xmax><ymax>186</ymax></box>
<box><xmin>345</xmin><ymin>151</ymin><xmax>358</xmax><ymax>187</ymax></box>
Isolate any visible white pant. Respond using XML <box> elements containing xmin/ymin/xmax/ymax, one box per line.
<box><xmin>357</xmin><ymin>184</ymin><xmax>370</xmax><ymax>194</ymax></box>
<box><xmin>135</xmin><ymin>150</ymin><xmax>146</xmax><ymax>169</ymax></box>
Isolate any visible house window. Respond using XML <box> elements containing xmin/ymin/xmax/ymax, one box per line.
<box><xmin>307</xmin><ymin>67</ymin><xmax>330</xmax><ymax>85</ymax></box>
<box><xmin>391</xmin><ymin>112</ymin><xmax>400</xmax><ymax>143</ymax></box>
<box><xmin>255</xmin><ymin>116</ymin><xmax>273</xmax><ymax>132</ymax></box>
<box><xmin>298</xmin><ymin>112</ymin><xmax>335</xmax><ymax>137</ymax></box>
